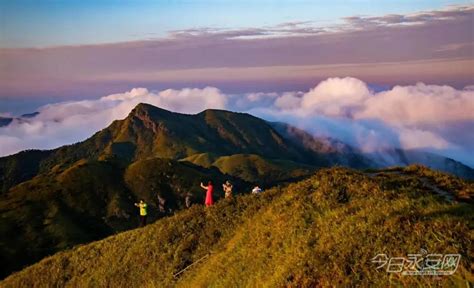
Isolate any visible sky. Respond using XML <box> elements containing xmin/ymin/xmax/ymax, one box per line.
<box><xmin>2</xmin><ymin>0</ymin><xmax>472</xmax><ymax>48</ymax></box>
<box><xmin>0</xmin><ymin>1</ymin><xmax>473</xmax><ymax>167</ymax></box>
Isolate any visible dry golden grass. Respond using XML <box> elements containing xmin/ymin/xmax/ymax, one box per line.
<box><xmin>2</xmin><ymin>167</ymin><xmax>473</xmax><ymax>287</ymax></box>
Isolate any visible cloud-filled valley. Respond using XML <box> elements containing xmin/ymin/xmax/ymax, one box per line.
<box><xmin>1</xmin><ymin>77</ymin><xmax>473</xmax><ymax>167</ymax></box>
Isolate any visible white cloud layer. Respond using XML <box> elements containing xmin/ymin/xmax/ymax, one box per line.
<box><xmin>1</xmin><ymin>78</ymin><xmax>473</xmax><ymax>166</ymax></box>
<box><xmin>244</xmin><ymin>78</ymin><xmax>474</xmax><ymax>166</ymax></box>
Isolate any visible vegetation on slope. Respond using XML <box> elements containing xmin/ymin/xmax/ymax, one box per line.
<box><xmin>0</xmin><ymin>150</ymin><xmax>52</xmax><ymax>194</ymax></box>
<box><xmin>124</xmin><ymin>157</ymin><xmax>249</xmax><ymax>210</ymax></box>
<box><xmin>211</xmin><ymin>154</ymin><xmax>314</xmax><ymax>184</ymax></box>
<box><xmin>404</xmin><ymin>165</ymin><xmax>474</xmax><ymax>202</ymax></box>
<box><xmin>182</xmin><ymin>153</ymin><xmax>316</xmax><ymax>184</ymax></box>
<box><xmin>180</xmin><ymin>153</ymin><xmax>219</xmax><ymax>168</ymax></box>
<box><xmin>3</xmin><ymin>167</ymin><xmax>472</xmax><ymax>287</ymax></box>
<box><xmin>0</xmin><ymin>157</ymin><xmax>244</xmax><ymax>278</ymax></box>
<box><xmin>104</xmin><ymin>104</ymin><xmax>313</xmax><ymax>162</ymax></box>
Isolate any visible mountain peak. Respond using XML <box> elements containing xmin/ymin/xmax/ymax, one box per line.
<box><xmin>198</xmin><ymin>108</ymin><xmax>258</xmax><ymax>124</ymax></box>
<box><xmin>128</xmin><ymin>103</ymin><xmax>178</xmax><ymax>123</ymax></box>
<box><xmin>130</xmin><ymin>103</ymin><xmax>169</xmax><ymax>115</ymax></box>
<box><xmin>199</xmin><ymin>108</ymin><xmax>232</xmax><ymax>114</ymax></box>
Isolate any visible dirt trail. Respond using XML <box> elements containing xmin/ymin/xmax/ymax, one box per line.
<box><xmin>366</xmin><ymin>171</ymin><xmax>455</xmax><ymax>203</ymax></box>
<box><xmin>418</xmin><ymin>178</ymin><xmax>454</xmax><ymax>202</ymax></box>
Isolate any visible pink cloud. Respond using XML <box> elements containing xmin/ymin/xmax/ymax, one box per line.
<box><xmin>0</xmin><ymin>4</ymin><xmax>472</xmax><ymax>98</ymax></box>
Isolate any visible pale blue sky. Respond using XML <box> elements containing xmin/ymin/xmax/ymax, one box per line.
<box><xmin>1</xmin><ymin>0</ymin><xmax>471</xmax><ymax>47</ymax></box>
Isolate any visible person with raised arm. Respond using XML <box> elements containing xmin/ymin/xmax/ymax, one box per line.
<box><xmin>134</xmin><ymin>200</ymin><xmax>148</xmax><ymax>227</ymax></box>
<box><xmin>222</xmin><ymin>180</ymin><xmax>233</xmax><ymax>199</ymax></box>
<box><xmin>200</xmin><ymin>180</ymin><xmax>214</xmax><ymax>207</ymax></box>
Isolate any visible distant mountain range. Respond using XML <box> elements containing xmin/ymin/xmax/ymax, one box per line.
<box><xmin>0</xmin><ymin>112</ymin><xmax>40</xmax><ymax>127</ymax></box>
<box><xmin>0</xmin><ymin>103</ymin><xmax>473</xmax><ymax>278</ymax></box>
<box><xmin>0</xmin><ymin>117</ymin><xmax>13</xmax><ymax>127</ymax></box>
<box><xmin>271</xmin><ymin>121</ymin><xmax>474</xmax><ymax>179</ymax></box>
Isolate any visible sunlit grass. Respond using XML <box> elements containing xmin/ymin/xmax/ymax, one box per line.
<box><xmin>2</xmin><ymin>167</ymin><xmax>473</xmax><ymax>287</ymax></box>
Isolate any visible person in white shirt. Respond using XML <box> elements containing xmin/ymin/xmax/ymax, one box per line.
<box><xmin>252</xmin><ymin>185</ymin><xmax>262</xmax><ymax>194</ymax></box>
<box><xmin>223</xmin><ymin>180</ymin><xmax>233</xmax><ymax>199</ymax></box>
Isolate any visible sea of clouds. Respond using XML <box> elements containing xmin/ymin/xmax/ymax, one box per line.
<box><xmin>1</xmin><ymin>77</ymin><xmax>473</xmax><ymax>166</ymax></box>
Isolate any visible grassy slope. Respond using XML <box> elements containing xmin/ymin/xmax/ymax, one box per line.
<box><xmin>181</xmin><ymin>153</ymin><xmax>316</xmax><ymax>184</ymax></box>
<box><xmin>212</xmin><ymin>154</ymin><xmax>315</xmax><ymax>184</ymax></box>
<box><xmin>0</xmin><ymin>159</ymin><xmax>124</xmax><ymax>278</ymax></box>
<box><xmin>108</xmin><ymin>105</ymin><xmax>311</xmax><ymax>162</ymax></box>
<box><xmin>2</xmin><ymin>167</ymin><xmax>473</xmax><ymax>287</ymax></box>
<box><xmin>180</xmin><ymin>153</ymin><xmax>220</xmax><ymax>168</ymax></box>
<box><xmin>124</xmin><ymin>157</ymin><xmax>249</xmax><ymax>209</ymax></box>
<box><xmin>0</xmin><ymin>157</ymin><xmax>245</xmax><ymax>279</ymax></box>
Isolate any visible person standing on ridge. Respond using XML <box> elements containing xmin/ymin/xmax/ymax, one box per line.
<box><xmin>252</xmin><ymin>185</ymin><xmax>262</xmax><ymax>194</ymax></box>
<box><xmin>185</xmin><ymin>192</ymin><xmax>193</xmax><ymax>208</ymax></box>
<box><xmin>134</xmin><ymin>200</ymin><xmax>148</xmax><ymax>227</ymax></box>
<box><xmin>223</xmin><ymin>180</ymin><xmax>233</xmax><ymax>199</ymax></box>
<box><xmin>200</xmin><ymin>180</ymin><xmax>214</xmax><ymax>207</ymax></box>
<box><xmin>157</xmin><ymin>194</ymin><xmax>167</xmax><ymax>214</ymax></box>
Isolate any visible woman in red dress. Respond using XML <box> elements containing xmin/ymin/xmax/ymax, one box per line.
<box><xmin>200</xmin><ymin>180</ymin><xmax>214</xmax><ymax>207</ymax></box>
